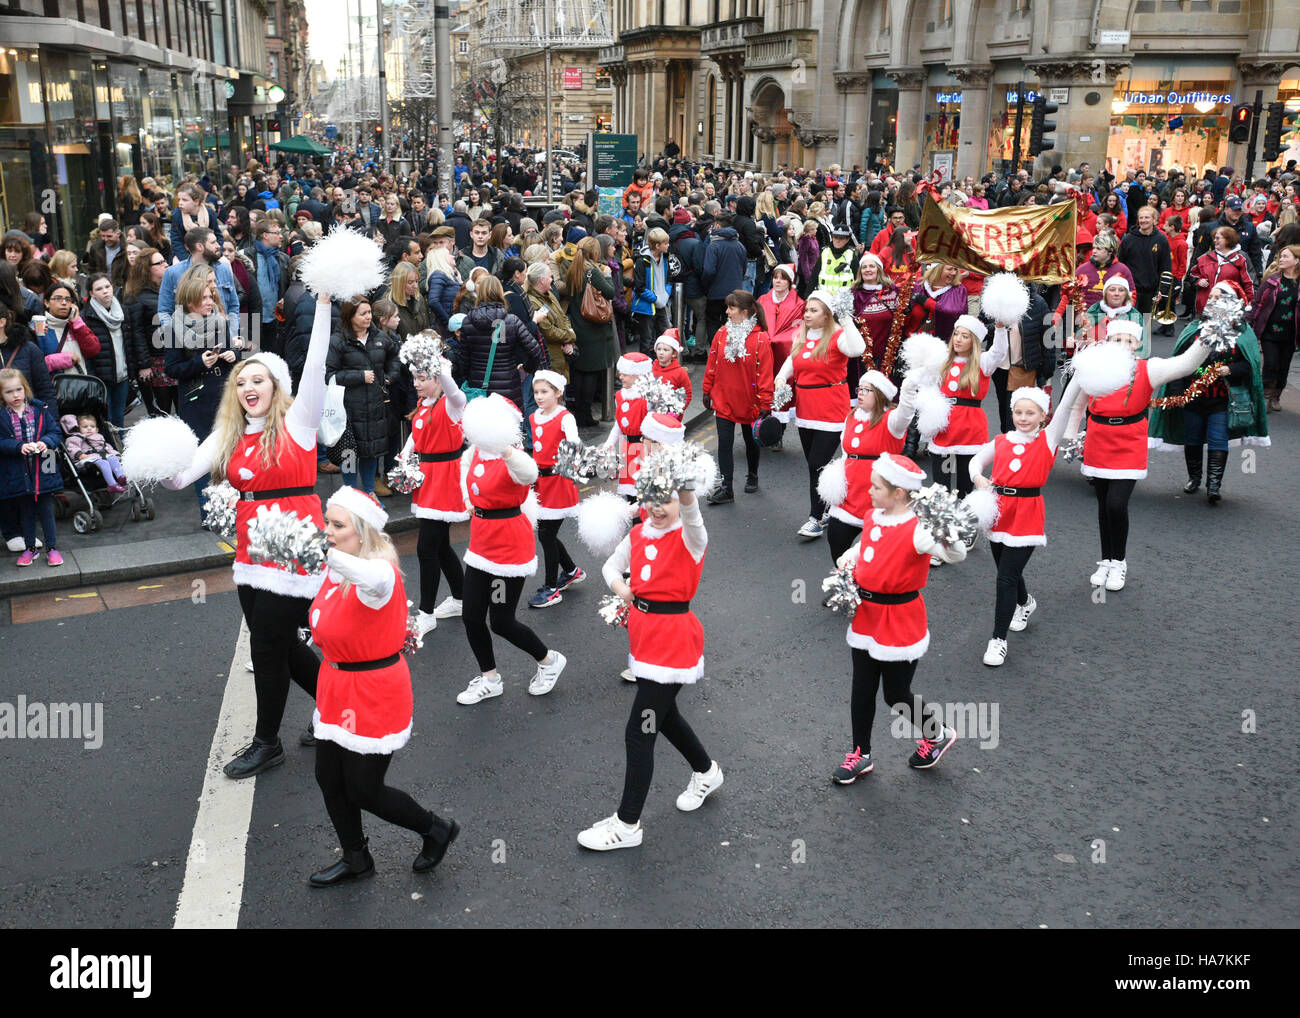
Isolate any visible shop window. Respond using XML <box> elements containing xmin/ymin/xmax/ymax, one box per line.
<box><xmin>595</xmin><ymin>67</ymin><xmax>611</xmax><ymax>90</ymax></box>
<box><xmin>1134</xmin><ymin>0</ymin><xmax>1154</xmax><ymax>9</ymax></box>
<box><xmin>1158</xmin><ymin>1</ymin><xmax>1181</xmax><ymax>10</ymax></box>
<box><xmin>1217</xmin><ymin>0</ymin><xmax>1240</xmax><ymax>9</ymax></box>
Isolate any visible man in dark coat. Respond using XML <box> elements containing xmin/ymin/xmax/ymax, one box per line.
<box><xmin>700</xmin><ymin>213</ymin><xmax>747</xmax><ymax>342</ymax></box>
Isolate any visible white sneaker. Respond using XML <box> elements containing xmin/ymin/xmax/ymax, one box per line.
<box><xmin>244</xmin><ymin>661</ymin><xmax>255</xmax><ymax>673</ymax></box>
<box><xmin>1089</xmin><ymin>560</ymin><xmax>1113</xmax><ymax>586</ymax></box>
<box><xmin>930</xmin><ymin>554</ymin><xmax>945</xmax><ymax>568</ymax></box>
<box><xmin>5</xmin><ymin>537</ymin><xmax>23</xmax><ymax>553</ymax></box>
<box><xmin>577</xmin><ymin>814</ymin><xmax>643</xmax><ymax>851</ymax></box>
<box><xmin>456</xmin><ymin>674</ymin><xmax>503</xmax><ymax>705</ymax></box>
<box><xmin>983</xmin><ymin>638</ymin><xmax>1008</xmax><ymax>667</ymax></box>
<box><xmin>676</xmin><ymin>761</ymin><xmax>724</xmax><ymax>812</ymax></box>
<box><xmin>528</xmin><ymin>650</ymin><xmax>566</xmax><ymax>696</ymax></box>
<box><xmin>1105</xmin><ymin>559</ymin><xmax>1127</xmax><ymax>592</ymax></box>
<box><xmin>620</xmin><ymin>667</ymin><xmax>637</xmax><ymax>683</ymax></box>
<box><xmin>1009</xmin><ymin>595</ymin><xmax>1037</xmax><ymax>632</ymax></box>
<box><xmin>416</xmin><ymin>610</ymin><xmax>438</xmax><ymax>638</ymax></box>
<box><xmin>433</xmin><ymin>596</ymin><xmax>463</xmax><ymax>619</ymax></box>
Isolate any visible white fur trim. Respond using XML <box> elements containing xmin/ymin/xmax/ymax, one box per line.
<box><xmin>1106</xmin><ymin>319</ymin><xmax>1142</xmax><ymax>339</ymax></box>
<box><xmin>861</xmin><ymin>370</ymin><xmax>898</xmax><ymax>402</ymax></box>
<box><xmin>953</xmin><ymin>314</ymin><xmax>987</xmax><ymax>343</ymax></box>
<box><xmin>617</xmin><ymin>354</ymin><xmax>654</xmax><ymax>375</ymax></box>
<box><xmin>1080</xmin><ymin>464</ymin><xmax>1147</xmax><ymax>480</ymax></box>
<box><xmin>240</xmin><ymin>353</ymin><xmax>293</xmax><ymax>398</ymax></box>
<box><xmin>1101</xmin><ymin>272</ymin><xmax>1131</xmax><ymax>296</ymax></box>
<box><xmin>533</xmin><ymin>369</ymin><xmax>567</xmax><ymax>393</ymax></box>
<box><xmin>988</xmin><ymin>531</ymin><xmax>1046</xmax><ymax>547</ymax></box>
<box><xmin>926</xmin><ymin>440</ymin><xmax>987</xmax><ymax>455</ymax></box>
<box><xmin>874</xmin><ymin>453</ymin><xmax>925</xmax><ymax>490</ymax></box>
<box><xmin>534</xmin><ymin>503</ymin><xmax>579</xmax><ymax>520</ymax></box>
<box><xmin>411</xmin><ymin>505</ymin><xmax>471</xmax><ymax>521</ymax></box>
<box><xmin>462</xmin><ymin>550</ymin><xmax>538</xmax><ymax>576</ymax></box>
<box><xmin>871</xmin><ymin>508</ymin><xmax>915</xmax><ymax>527</ymax></box>
<box><xmin>845</xmin><ymin>627</ymin><xmax>930</xmax><ymax>661</ymax></box>
<box><xmin>642</xmin><ymin>413</ymin><xmax>685</xmax><ymax>445</ymax></box>
<box><xmin>327</xmin><ymin>486</ymin><xmax>389</xmax><ymax>532</ymax></box>
<box><xmin>654</xmin><ymin>334</ymin><xmax>682</xmax><ymax>353</ymax></box>
<box><xmin>313</xmin><ymin>711</ymin><xmax>412</xmax><ymax>755</ymax></box>
<box><xmin>859</xmin><ymin>251</ymin><xmax>885</xmax><ymax>275</ymax></box>
<box><xmin>829</xmin><ymin>505</ymin><xmax>865</xmax><ymax>527</ymax></box>
<box><xmin>793</xmin><ymin>415</ymin><xmax>846</xmax><ymax>432</ymax></box>
<box><xmin>628</xmin><ymin>653</ymin><xmax>704</xmax><ymax>685</ymax></box>
<box><xmin>1010</xmin><ymin>386</ymin><xmax>1050</xmax><ymax>414</ymax></box>
<box><xmin>233</xmin><ymin>561</ymin><xmax>325</xmax><ymax>597</ymax></box>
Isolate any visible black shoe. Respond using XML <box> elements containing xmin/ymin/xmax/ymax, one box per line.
<box><xmin>706</xmin><ymin>486</ymin><xmax>735</xmax><ymax>505</ymax></box>
<box><xmin>222</xmin><ymin>737</ymin><xmax>285</xmax><ymax>779</ymax></box>
<box><xmin>1206</xmin><ymin>449</ymin><xmax>1227</xmax><ymax>504</ymax></box>
<box><xmin>300</xmin><ymin>722</ymin><xmax>317</xmax><ymax>747</ymax></box>
<box><xmin>413</xmin><ymin>817</ymin><xmax>460</xmax><ymax>873</ymax></box>
<box><xmin>309</xmin><ymin>841</ymin><xmax>376</xmax><ymax>887</ymax></box>
<box><xmin>743</xmin><ymin>474</ymin><xmax>758</xmax><ymax>493</ymax></box>
<box><xmin>1182</xmin><ymin>444</ymin><xmax>1203</xmax><ymax>493</ymax></box>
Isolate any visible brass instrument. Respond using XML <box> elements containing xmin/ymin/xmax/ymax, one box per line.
<box><xmin>1154</xmin><ymin>271</ymin><xmax>1178</xmax><ymax>325</ymax></box>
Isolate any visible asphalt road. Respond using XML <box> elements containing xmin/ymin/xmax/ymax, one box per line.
<box><xmin>2</xmin><ymin>355</ymin><xmax>1296</xmax><ymax>929</ymax></box>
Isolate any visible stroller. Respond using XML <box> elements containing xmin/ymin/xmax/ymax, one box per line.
<box><xmin>51</xmin><ymin>373</ymin><xmax>155</xmax><ymax>533</ymax></box>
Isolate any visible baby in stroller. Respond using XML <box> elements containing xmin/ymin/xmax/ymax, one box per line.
<box><xmin>62</xmin><ymin>414</ymin><xmax>127</xmax><ymax>493</ymax></box>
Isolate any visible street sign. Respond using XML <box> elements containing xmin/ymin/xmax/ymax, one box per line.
<box><xmin>1097</xmin><ymin>29</ymin><xmax>1130</xmax><ymax>45</ymax></box>
<box><xmin>1049</xmin><ymin>88</ymin><xmax>1070</xmax><ymax>105</ymax></box>
<box><xmin>590</xmin><ymin>132</ymin><xmax>638</xmax><ymax>189</ymax></box>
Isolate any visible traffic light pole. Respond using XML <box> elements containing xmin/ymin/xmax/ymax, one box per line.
<box><xmin>1244</xmin><ymin>89</ymin><xmax>1263</xmax><ymax>183</ymax></box>
<box><xmin>1010</xmin><ymin>80</ymin><xmax>1025</xmax><ymax>174</ymax></box>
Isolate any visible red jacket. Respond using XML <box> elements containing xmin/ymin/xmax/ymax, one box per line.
<box><xmin>703</xmin><ymin>325</ymin><xmax>774</xmax><ymax>423</ymax></box>
<box><xmin>1168</xmin><ymin>233</ymin><xmax>1188</xmax><ymax>281</ymax></box>
<box><xmin>1190</xmin><ymin>249</ymin><xmax>1255</xmax><ymax>315</ymax></box>
<box><xmin>652</xmin><ymin>356</ymin><xmax>692</xmax><ymax>416</ymax></box>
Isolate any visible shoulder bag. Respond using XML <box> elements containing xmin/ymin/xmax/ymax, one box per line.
<box><xmin>461</xmin><ymin>320</ymin><xmax>503</xmax><ymax>402</ymax></box>
<box><xmin>580</xmin><ymin>269</ymin><xmax>613</xmax><ymax>324</ymax></box>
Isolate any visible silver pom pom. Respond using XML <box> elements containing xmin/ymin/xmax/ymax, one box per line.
<box><xmin>589</xmin><ymin>443</ymin><xmax>622</xmax><ymax>480</ymax></box>
<box><xmin>722</xmin><ymin>317</ymin><xmax>756</xmax><ymax>362</ymax></box>
<box><xmin>1198</xmin><ymin>291</ymin><xmax>1245</xmax><ymax>355</ymax></box>
<box><xmin>631</xmin><ymin>373</ymin><xmax>687</xmax><ymax>416</ymax></box>
<box><xmin>634</xmin><ymin>442</ymin><xmax>711</xmax><ymax>505</ymax></box>
<box><xmin>402</xmin><ymin>600</ymin><xmax>424</xmax><ymax>655</ymax></box>
<box><xmin>820</xmin><ymin>565</ymin><xmax>861</xmax><ymax>614</ymax></box>
<box><xmin>825</xmin><ymin>288</ymin><xmax>855</xmax><ymax>323</ymax></box>
<box><xmin>386</xmin><ymin>450</ymin><xmax>424</xmax><ymax>495</ymax></box>
<box><xmin>201</xmin><ymin>480</ymin><xmax>239</xmax><ymax>540</ymax></box>
<box><xmin>1058</xmin><ymin>434</ymin><xmax>1085</xmax><ymax>463</ymax></box>
<box><xmin>398</xmin><ymin>330</ymin><xmax>450</xmax><ymax>379</ymax></box>
<box><xmin>911</xmin><ymin>482</ymin><xmax>979</xmax><ymax>548</ymax></box>
<box><xmin>246</xmin><ymin>506</ymin><xmax>329</xmax><ymax>574</ymax></box>
<box><xmin>772</xmin><ymin>382</ymin><xmax>793</xmax><ymax>411</ymax></box>
<box><xmin>556</xmin><ymin>439</ymin><xmax>621</xmax><ymax>481</ymax></box>
<box><xmin>598</xmin><ymin>593</ymin><xmax>631</xmax><ymax>628</ymax></box>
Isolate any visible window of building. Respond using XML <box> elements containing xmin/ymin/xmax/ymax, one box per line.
<box><xmin>459</xmin><ymin>39</ymin><xmax>469</xmax><ymax>55</ymax></box>
<box><xmin>595</xmin><ymin>67</ymin><xmax>611</xmax><ymax>90</ymax></box>
<box><xmin>266</xmin><ymin>1</ymin><xmax>277</xmax><ymax>36</ymax></box>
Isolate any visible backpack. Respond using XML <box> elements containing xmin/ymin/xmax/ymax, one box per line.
<box><xmin>460</xmin><ymin>320</ymin><xmax>503</xmax><ymax>402</ymax></box>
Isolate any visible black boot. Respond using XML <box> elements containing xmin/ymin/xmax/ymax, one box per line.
<box><xmin>300</xmin><ymin>717</ymin><xmax>317</xmax><ymax>747</ymax></box>
<box><xmin>706</xmin><ymin>485</ymin><xmax>735</xmax><ymax>505</ymax></box>
<box><xmin>222</xmin><ymin>737</ymin><xmax>285</xmax><ymax>779</ymax></box>
<box><xmin>413</xmin><ymin>816</ymin><xmax>460</xmax><ymax>873</ymax></box>
<box><xmin>744</xmin><ymin>474</ymin><xmax>759</xmax><ymax>493</ymax></box>
<box><xmin>1206</xmin><ymin>449</ymin><xmax>1228</xmax><ymax>504</ymax></box>
<box><xmin>309</xmin><ymin>840</ymin><xmax>376</xmax><ymax>887</ymax></box>
<box><xmin>1182</xmin><ymin>444</ymin><xmax>1203</xmax><ymax>493</ymax></box>
<box><xmin>901</xmin><ymin>421</ymin><xmax>921</xmax><ymax>460</ymax></box>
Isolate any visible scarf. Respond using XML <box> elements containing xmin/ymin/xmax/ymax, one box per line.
<box><xmin>1214</xmin><ymin>245</ymin><xmax>1242</xmax><ymax>263</ymax></box>
<box><xmin>181</xmin><ymin>205</ymin><xmax>210</xmax><ymax>234</ymax></box>
<box><xmin>85</xmin><ymin>295</ymin><xmax>125</xmax><ymax>332</ymax></box>
<box><xmin>255</xmin><ymin>240</ymin><xmax>282</xmax><ymax>290</ymax></box>
<box><xmin>723</xmin><ymin>317</ymin><xmax>756</xmax><ymax>362</ymax></box>
<box><xmin>1103</xmin><ymin>302</ymin><xmax>1133</xmax><ymax>318</ymax></box>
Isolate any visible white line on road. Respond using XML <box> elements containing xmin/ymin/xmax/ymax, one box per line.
<box><xmin>173</xmin><ymin>620</ymin><xmax>257</xmax><ymax>929</ymax></box>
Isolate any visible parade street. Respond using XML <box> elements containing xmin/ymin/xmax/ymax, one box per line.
<box><xmin>2</xmin><ymin>352</ymin><xmax>1295</xmax><ymax>930</ymax></box>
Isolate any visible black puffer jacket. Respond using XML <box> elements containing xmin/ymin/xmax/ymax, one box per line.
<box><xmin>326</xmin><ymin>324</ymin><xmax>400</xmax><ymax>458</ymax></box>
<box><xmin>981</xmin><ymin>288</ymin><xmax>1055</xmax><ymax>379</ymax></box>
<box><xmin>734</xmin><ymin>197</ymin><xmax>767</xmax><ymax>260</ymax></box>
<box><xmin>124</xmin><ymin>287</ymin><xmax>160</xmax><ymax>374</ymax></box>
<box><xmin>455</xmin><ymin>301</ymin><xmax>544</xmax><ymax>409</ymax></box>
<box><xmin>80</xmin><ymin>296</ymin><xmax>135</xmax><ymax>384</ymax></box>
<box><xmin>285</xmin><ymin>282</ymin><xmax>339</xmax><ymax>390</ymax></box>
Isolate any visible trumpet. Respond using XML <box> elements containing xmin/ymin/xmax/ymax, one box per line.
<box><xmin>1154</xmin><ymin>271</ymin><xmax>1178</xmax><ymax>325</ymax></box>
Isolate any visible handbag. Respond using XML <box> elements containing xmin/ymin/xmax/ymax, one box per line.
<box><xmin>326</xmin><ymin>424</ymin><xmax>357</xmax><ymax>467</ymax></box>
<box><xmin>1227</xmin><ymin>383</ymin><xmax>1254</xmax><ymax>431</ymax></box>
<box><xmin>580</xmin><ymin>270</ymin><xmax>613</xmax><ymax>324</ymax></box>
<box><xmin>761</xmin><ymin>242</ymin><xmax>779</xmax><ymax>269</ymax></box>
<box><xmin>1008</xmin><ymin>365</ymin><xmax>1037</xmax><ymax>390</ymax></box>
<box><xmin>460</xmin><ymin>320</ymin><xmax>502</xmax><ymax>402</ymax></box>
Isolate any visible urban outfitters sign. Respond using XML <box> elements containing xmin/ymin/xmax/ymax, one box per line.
<box><xmin>1121</xmin><ymin>91</ymin><xmax>1233</xmax><ymax>106</ymax></box>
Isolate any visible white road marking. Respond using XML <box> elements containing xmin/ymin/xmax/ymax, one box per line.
<box><xmin>173</xmin><ymin>620</ymin><xmax>257</xmax><ymax>929</ymax></box>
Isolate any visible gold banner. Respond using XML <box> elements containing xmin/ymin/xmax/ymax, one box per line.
<box><xmin>917</xmin><ymin>197</ymin><xmax>1077</xmax><ymax>283</ymax></box>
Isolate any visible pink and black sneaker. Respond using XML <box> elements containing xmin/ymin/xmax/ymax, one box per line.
<box><xmin>832</xmin><ymin>747</ymin><xmax>874</xmax><ymax>784</ymax></box>
<box><xmin>909</xmin><ymin>726</ymin><xmax>957</xmax><ymax>769</ymax></box>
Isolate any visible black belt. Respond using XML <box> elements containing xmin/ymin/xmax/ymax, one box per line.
<box><xmin>795</xmin><ymin>381</ymin><xmax>843</xmax><ymax>389</ymax></box>
<box><xmin>994</xmin><ymin>485</ymin><xmax>1042</xmax><ymax>497</ymax></box>
<box><xmin>537</xmin><ymin>466</ymin><xmax>557</xmax><ymax>477</ymax></box>
<box><xmin>1089</xmin><ymin>410</ymin><xmax>1148</xmax><ymax>426</ymax></box>
<box><xmin>239</xmin><ymin>485</ymin><xmax>316</xmax><ymax>502</ymax></box>
<box><xmin>845</xmin><ymin>453</ymin><xmax>878</xmax><ymax>461</ymax></box>
<box><xmin>856</xmin><ymin>587</ymin><xmax>920</xmax><ymax>605</ymax></box>
<box><xmin>330</xmin><ymin>652</ymin><xmax>401</xmax><ymax>672</ymax></box>
<box><xmin>632</xmin><ymin>597</ymin><xmax>691</xmax><ymax>615</ymax></box>
<box><xmin>951</xmin><ymin>397</ymin><xmax>983</xmax><ymax>407</ymax></box>
<box><xmin>625</xmin><ymin>434</ymin><xmax>642</xmax><ymax>443</ymax></box>
<box><xmin>419</xmin><ymin>447</ymin><xmax>465</xmax><ymax>463</ymax></box>
<box><xmin>473</xmin><ymin>506</ymin><xmax>522</xmax><ymax>519</ymax></box>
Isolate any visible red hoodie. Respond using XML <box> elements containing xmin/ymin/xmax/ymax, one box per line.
<box><xmin>703</xmin><ymin>326</ymin><xmax>773</xmax><ymax>424</ymax></box>
<box><xmin>653</xmin><ymin>355</ymin><xmax>692</xmax><ymax>418</ymax></box>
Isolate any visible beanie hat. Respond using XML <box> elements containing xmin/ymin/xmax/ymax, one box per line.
<box><xmin>326</xmin><ymin>486</ymin><xmax>388</xmax><ymax>533</ymax></box>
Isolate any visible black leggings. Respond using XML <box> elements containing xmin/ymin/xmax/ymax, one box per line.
<box><xmin>617</xmin><ymin>680</ymin><xmax>712</xmax><ymax>825</ymax></box>
<box><xmin>715</xmin><ymin>415</ymin><xmax>760</xmax><ymax>487</ymax></box>
<box><xmin>930</xmin><ymin>452</ymin><xmax>974</xmax><ymax>498</ymax></box>
<box><xmin>826</xmin><ymin>516</ymin><xmax>860</xmax><ymax>564</ymax></box>
<box><xmin>462</xmin><ymin>566</ymin><xmax>548</xmax><ymax>673</ymax></box>
<box><xmin>1092</xmin><ymin>477</ymin><xmax>1136</xmax><ymax>561</ymax></box>
<box><xmin>799</xmin><ymin>427</ymin><xmax>841</xmax><ymax>519</ymax></box>
<box><xmin>417</xmin><ymin>518</ymin><xmax>464</xmax><ymax>613</ymax></box>
<box><xmin>237</xmin><ymin>585</ymin><xmax>319</xmax><ymax>742</ymax></box>
<box><xmin>538</xmin><ymin>518</ymin><xmax>576</xmax><ymax>587</ymax></box>
<box><xmin>850</xmin><ymin>650</ymin><xmax>938</xmax><ymax>753</ymax></box>
<box><xmin>990</xmin><ymin>543</ymin><xmax>1034</xmax><ymax>639</ymax></box>
<box><xmin>991</xmin><ymin>368</ymin><xmax>1014</xmax><ymax>435</ymax></box>
<box><xmin>1262</xmin><ymin>338</ymin><xmax>1294</xmax><ymax>392</ymax></box>
<box><xmin>314</xmin><ymin>739</ymin><xmax>434</xmax><ymax>851</ymax></box>
<box><xmin>570</xmin><ymin>369</ymin><xmax>603</xmax><ymax>425</ymax></box>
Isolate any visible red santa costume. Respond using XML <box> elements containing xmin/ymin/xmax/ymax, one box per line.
<box><xmin>757</xmin><ymin>263</ymin><xmax>806</xmax><ymax>374</ymax></box>
<box><xmin>530</xmin><ymin>372</ymin><xmax>580</xmax><ymax>521</ymax></box>
<box><xmin>828</xmin><ymin>372</ymin><xmax>913</xmax><ymax>528</ymax></box>
<box><xmin>463</xmin><ymin>446</ymin><xmax>538</xmax><ymax>576</ymax></box>
<box><xmin>604</xmin><ymin>352</ymin><xmax>653</xmax><ymax>496</ymax></box>
<box><xmin>404</xmin><ymin>369</ymin><xmax>469</xmax><ymax>522</ymax></box>
<box><xmin>651</xmin><ymin>331</ymin><xmax>692</xmax><ymax>417</ymax></box>
<box><xmin>927</xmin><ymin>314</ymin><xmax>1010</xmax><ymax>457</ymax></box>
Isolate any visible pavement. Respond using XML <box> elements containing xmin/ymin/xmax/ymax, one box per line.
<box><xmin>0</xmin><ymin>328</ymin><xmax>1295</xmax><ymax>929</ymax></box>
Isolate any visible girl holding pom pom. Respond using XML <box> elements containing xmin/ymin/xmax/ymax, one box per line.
<box><xmin>527</xmin><ymin>370</ymin><xmax>584</xmax><ymax>609</ymax></box>
<box><xmin>831</xmin><ymin>453</ymin><xmax>966</xmax><ymax>785</ymax></box>
<box><xmin>601</xmin><ymin>351</ymin><xmax>654</xmax><ymax>502</ymax></box>
<box><xmin>701</xmin><ymin>290</ymin><xmax>773</xmax><ymax>503</ymax></box>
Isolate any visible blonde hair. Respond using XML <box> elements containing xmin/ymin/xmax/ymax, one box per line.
<box><xmin>804</xmin><ymin>296</ymin><xmax>837</xmax><ymax>359</ymax></box>
<box><xmin>755</xmin><ymin>190</ymin><xmax>778</xmax><ymax>219</ymax></box>
<box><xmin>50</xmin><ymin>250</ymin><xmax>79</xmax><ymax>281</ymax></box>
<box><xmin>923</xmin><ymin>262</ymin><xmax>956</xmax><ymax>289</ymax></box>
<box><xmin>425</xmin><ymin>245</ymin><xmax>458</xmax><ymax>278</ymax></box>
<box><xmin>389</xmin><ymin>261</ymin><xmax>419</xmax><ymax>308</ymax></box>
<box><xmin>0</xmin><ymin>367</ymin><xmax>32</xmax><ymax>400</ymax></box>
<box><xmin>940</xmin><ymin>326</ymin><xmax>985</xmax><ymax>393</ymax></box>
<box><xmin>209</xmin><ymin>358</ymin><xmax>295</xmax><ymax>482</ymax></box>
<box><xmin>645</xmin><ymin>227</ymin><xmax>669</xmax><ymax>247</ymax></box>
<box><xmin>176</xmin><ymin>264</ymin><xmax>225</xmax><ymax>315</ymax></box>
<box><xmin>329</xmin><ymin>504</ymin><xmax>401</xmax><ymax>597</ymax></box>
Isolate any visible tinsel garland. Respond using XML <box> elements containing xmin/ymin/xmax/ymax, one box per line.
<box><xmin>911</xmin><ymin>483</ymin><xmax>979</xmax><ymax>548</ymax></box>
<box><xmin>246</xmin><ymin>506</ymin><xmax>329</xmax><ymax>574</ymax></box>
<box><xmin>772</xmin><ymin>382</ymin><xmax>793</xmax><ymax>411</ymax></box>
<box><xmin>398</xmin><ymin>330</ymin><xmax>449</xmax><ymax>379</ymax></box>
<box><xmin>201</xmin><ymin>480</ymin><xmax>240</xmax><ymax>540</ymax></box>
<box><xmin>722</xmin><ymin>317</ymin><xmax>756</xmax><ymax>362</ymax></box>
<box><xmin>402</xmin><ymin>601</ymin><xmax>424</xmax><ymax>655</ymax></box>
<box><xmin>1149</xmin><ymin>361</ymin><xmax>1228</xmax><ymax>410</ymax></box>
<box><xmin>1195</xmin><ymin>292</ymin><xmax>1245</xmax><ymax>355</ymax></box>
<box><xmin>820</xmin><ymin>564</ymin><xmax>860</xmax><ymax>614</ymax></box>
<box><xmin>631</xmin><ymin>373</ymin><xmax>687</xmax><ymax>416</ymax></box>
<box><xmin>598</xmin><ymin>593</ymin><xmax>631</xmax><ymax>628</ymax></box>
<box><xmin>555</xmin><ymin>439</ymin><xmax>620</xmax><ymax>481</ymax></box>
<box><xmin>386</xmin><ymin>450</ymin><xmax>424</xmax><ymax>495</ymax></box>
<box><xmin>881</xmin><ymin>263</ymin><xmax>923</xmax><ymax>377</ymax></box>
<box><xmin>634</xmin><ymin>443</ymin><xmax>710</xmax><ymax>505</ymax></box>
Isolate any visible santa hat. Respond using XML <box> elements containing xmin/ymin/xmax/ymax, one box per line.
<box><xmin>860</xmin><ymin>369</ymin><xmax>898</xmax><ymax>402</ymax></box>
<box><xmin>873</xmin><ymin>452</ymin><xmax>925</xmax><ymax>491</ymax></box>
<box><xmin>772</xmin><ymin>262</ymin><xmax>797</xmax><ymax>283</ymax></box>
<box><xmin>1102</xmin><ymin>273</ymin><xmax>1132</xmax><ymax>296</ymax></box>
<box><xmin>533</xmin><ymin>369</ymin><xmax>567</xmax><ymax>393</ymax></box>
<box><xmin>858</xmin><ymin>252</ymin><xmax>885</xmax><ymax>276</ymax></box>
<box><xmin>616</xmin><ymin>352</ymin><xmax>653</xmax><ymax>376</ymax></box>
<box><xmin>642</xmin><ymin>412</ymin><xmax>685</xmax><ymax>445</ymax></box>
<box><xmin>327</xmin><ymin>486</ymin><xmax>389</xmax><ymax>533</ymax></box>
<box><xmin>1106</xmin><ymin>318</ymin><xmax>1142</xmax><ymax>339</ymax></box>
<box><xmin>654</xmin><ymin>330</ymin><xmax>682</xmax><ymax>354</ymax></box>
<box><xmin>1210</xmin><ymin>280</ymin><xmax>1245</xmax><ymax>301</ymax></box>
<box><xmin>240</xmin><ymin>352</ymin><xmax>293</xmax><ymax>397</ymax></box>
<box><xmin>1010</xmin><ymin>386</ymin><xmax>1050</xmax><ymax>414</ymax></box>
<box><xmin>953</xmin><ymin>314</ymin><xmax>988</xmax><ymax>343</ymax></box>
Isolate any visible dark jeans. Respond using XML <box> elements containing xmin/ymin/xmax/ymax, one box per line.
<box><xmin>462</xmin><ymin>566</ymin><xmax>547</xmax><ymax>673</ymax></box>
<box><xmin>715</xmin><ymin>416</ymin><xmax>759</xmax><ymax>487</ymax></box>
<box><xmin>1262</xmin><ymin>338</ymin><xmax>1295</xmax><ymax>392</ymax></box>
<box><xmin>106</xmin><ymin>379</ymin><xmax>130</xmax><ymax>430</ymax></box>
<box><xmin>798</xmin><ymin>427</ymin><xmax>841</xmax><ymax>519</ymax></box>
<box><xmin>538</xmin><ymin>518</ymin><xmax>576</xmax><ymax>587</ymax></box>
<box><xmin>990</xmin><ymin>543</ymin><xmax>1033</xmax><ymax>639</ymax></box>
<box><xmin>850</xmin><ymin>649</ymin><xmax>936</xmax><ymax>753</ymax></box>
<box><xmin>236</xmin><ymin>585</ymin><xmax>319</xmax><ymax>742</ymax></box>
<box><xmin>342</xmin><ymin>456</ymin><xmax>378</xmax><ymax>494</ymax></box>
<box><xmin>417</xmin><ymin>518</ymin><xmax>464</xmax><ymax>613</ymax></box>
<box><xmin>0</xmin><ymin>496</ymin><xmax>17</xmax><ymax>543</ymax></box>
<box><xmin>930</xmin><ymin>452</ymin><xmax>975</xmax><ymax>498</ymax></box>
<box><xmin>314</xmin><ymin>739</ymin><xmax>434</xmax><ymax>852</ymax></box>
<box><xmin>17</xmin><ymin>493</ymin><xmax>58</xmax><ymax>550</ymax></box>
<box><xmin>1183</xmin><ymin>409</ymin><xmax>1229</xmax><ymax>451</ymax></box>
<box><xmin>152</xmin><ymin>385</ymin><xmax>177</xmax><ymax>416</ymax></box>
<box><xmin>1092</xmin><ymin>477</ymin><xmax>1136</xmax><ymax>561</ymax></box>
<box><xmin>617</xmin><ymin>680</ymin><xmax>711</xmax><ymax>825</ymax></box>
<box><xmin>631</xmin><ymin>307</ymin><xmax>669</xmax><ymax>355</ymax></box>
<box><xmin>826</xmin><ymin>516</ymin><xmax>860</xmax><ymax>564</ymax></box>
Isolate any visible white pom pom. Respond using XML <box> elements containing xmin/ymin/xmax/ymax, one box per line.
<box><xmin>692</xmin><ymin>450</ymin><xmax>719</xmax><ymax>495</ymax></box>
<box><xmin>817</xmin><ymin>456</ymin><xmax>849</xmax><ymax>508</ymax></box>
<box><xmin>121</xmin><ymin>415</ymin><xmax>199</xmax><ymax>483</ymax></box>
<box><xmin>901</xmin><ymin>331</ymin><xmax>948</xmax><ymax>381</ymax></box>
<box><xmin>298</xmin><ymin>227</ymin><xmax>387</xmax><ymax>299</ymax></box>
<box><xmin>981</xmin><ymin>272</ymin><xmax>1030</xmax><ymax>326</ymax></box>
<box><xmin>1072</xmin><ymin>340</ymin><xmax>1136</xmax><ymax>397</ymax></box>
<box><xmin>577</xmin><ymin>491</ymin><xmax>637</xmax><ymax>556</ymax></box>
<box><xmin>963</xmin><ymin>487</ymin><xmax>1001</xmax><ymax>532</ymax></box>
<box><xmin>520</xmin><ymin>488</ymin><xmax>539</xmax><ymax>529</ymax></box>
<box><xmin>462</xmin><ymin>393</ymin><xmax>523</xmax><ymax>455</ymax></box>
<box><xmin>915</xmin><ymin>383</ymin><xmax>952</xmax><ymax>440</ymax></box>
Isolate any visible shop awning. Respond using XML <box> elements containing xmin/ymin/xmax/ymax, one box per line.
<box><xmin>269</xmin><ymin>135</ymin><xmax>331</xmax><ymax>155</ymax></box>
